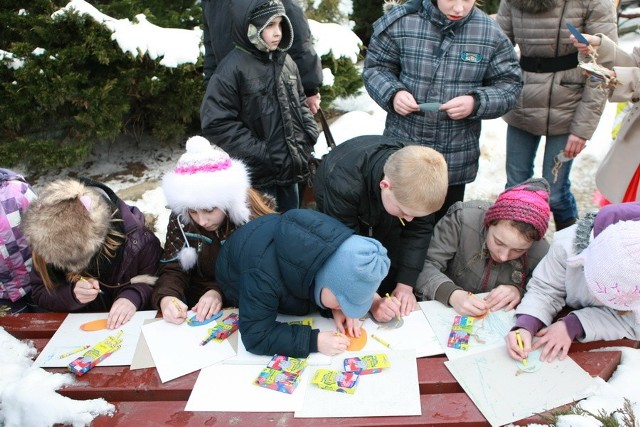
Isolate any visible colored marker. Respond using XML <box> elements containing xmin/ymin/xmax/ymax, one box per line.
<box><xmin>515</xmin><ymin>330</ymin><xmax>527</xmax><ymax>366</ymax></box>
<box><xmin>385</xmin><ymin>293</ymin><xmax>402</xmax><ymax>323</ymax></box>
<box><xmin>171</xmin><ymin>297</ymin><xmax>185</xmax><ymax>315</ymax></box>
<box><xmin>371</xmin><ymin>334</ymin><xmax>392</xmax><ymax>349</ymax></box>
<box><xmin>59</xmin><ymin>345</ymin><xmax>91</xmax><ymax>359</ymax></box>
<box><xmin>398</xmin><ymin>217</ymin><xmax>406</xmax><ymax>226</ymax></box>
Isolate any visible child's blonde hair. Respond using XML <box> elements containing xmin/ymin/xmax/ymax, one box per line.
<box><xmin>383</xmin><ymin>145</ymin><xmax>448</xmax><ymax>214</ymax></box>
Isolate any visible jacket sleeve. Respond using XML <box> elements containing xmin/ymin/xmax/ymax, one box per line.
<box><xmin>415</xmin><ymin>209</ymin><xmax>463</xmax><ymax>302</ymax></box>
<box><xmin>284</xmin><ymin>0</ymin><xmax>323</xmax><ymax>96</ymax></box>
<box><xmin>396</xmin><ymin>214</ymin><xmax>434</xmax><ymax>287</ymax></box>
<box><xmin>30</xmin><ymin>270</ymin><xmax>86</xmax><ymax>312</ymax></box>
<box><xmin>239</xmin><ymin>269</ymin><xmax>319</xmax><ymax>358</ymax></box>
<box><xmin>152</xmin><ymin>214</ymin><xmax>191</xmax><ymax>308</ymax></box>
<box><xmin>200</xmin><ymin>71</ymin><xmax>271</xmax><ymax>174</ymax></box>
<box><xmin>115</xmin><ymin>227</ymin><xmax>161</xmax><ymax>310</ymax></box>
<box><xmin>467</xmin><ymin>33</ymin><xmax>522</xmax><ymax>120</ymax></box>
<box><xmin>515</xmin><ymin>237</ymin><xmax>569</xmax><ymax>326</ymax></box>
<box><xmin>362</xmin><ymin>27</ymin><xmax>406</xmax><ymax>113</ymax></box>
<box><xmin>573</xmin><ymin>306</ymin><xmax>640</xmax><ymax>341</ymax></box>
<box><xmin>569</xmin><ymin>2</ymin><xmax>618</xmax><ymax>140</ymax></box>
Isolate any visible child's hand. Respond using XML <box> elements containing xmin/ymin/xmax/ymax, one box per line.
<box><xmin>108</xmin><ymin>298</ymin><xmax>136</xmax><ymax>329</ymax></box>
<box><xmin>505</xmin><ymin>328</ymin><xmax>531</xmax><ymax>361</ymax></box>
<box><xmin>392</xmin><ymin>283</ymin><xmax>416</xmax><ymax>315</ymax></box>
<box><xmin>73</xmin><ymin>277</ymin><xmax>100</xmax><ymax>304</ymax></box>
<box><xmin>441</xmin><ymin>95</ymin><xmax>475</xmax><ymax>120</ymax></box>
<box><xmin>317</xmin><ymin>331</ymin><xmax>351</xmax><ymax>356</ymax></box>
<box><xmin>370</xmin><ymin>294</ymin><xmax>401</xmax><ymax>323</ymax></box>
<box><xmin>192</xmin><ymin>289</ymin><xmax>223</xmax><ymax>322</ymax></box>
<box><xmin>532</xmin><ymin>321</ymin><xmax>572</xmax><ymax>362</ymax></box>
<box><xmin>160</xmin><ymin>296</ymin><xmax>187</xmax><ymax>325</ymax></box>
<box><xmin>449</xmin><ymin>290</ymin><xmax>488</xmax><ymax>316</ymax></box>
<box><xmin>392</xmin><ymin>90</ymin><xmax>420</xmax><ymax>116</ymax></box>
<box><xmin>484</xmin><ymin>285</ymin><xmax>521</xmax><ymax>312</ymax></box>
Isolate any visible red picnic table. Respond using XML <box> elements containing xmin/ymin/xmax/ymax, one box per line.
<box><xmin>1</xmin><ymin>312</ymin><xmax>637</xmax><ymax>426</ymax></box>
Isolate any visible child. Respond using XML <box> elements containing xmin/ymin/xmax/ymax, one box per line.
<box><xmin>416</xmin><ymin>178</ymin><xmax>551</xmax><ymax>316</ymax></box>
<box><xmin>570</xmin><ymin>32</ymin><xmax>640</xmax><ymax>204</ymax></box>
<box><xmin>497</xmin><ymin>0</ymin><xmax>617</xmax><ymax>231</ymax></box>
<box><xmin>313</xmin><ymin>135</ymin><xmax>448</xmax><ymax>320</ymax></box>
<box><xmin>200</xmin><ymin>0</ymin><xmax>318</xmax><ymax>212</ymax></box>
<box><xmin>0</xmin><ymin>169</ymin><xmax>37</xmax><ymax>313</ymax></box>
<box><xmin>506</xmin><ymin>204</ymin><xmax>640</xmax><ymax>363</ymax></box>
<box><xmin>363</xmin><ymin>0</ymin><xmax>521</xmax><ymax>220</ymax></box>
<box><xmin>22</xmin><ymin>178</ymin><xmax>162</xmax><ymax>329</ymax></box>
<box><xmin>152</xmin><ymin>136</ymin><xmax>276</xmax><ymax>324</ymax></box>
<box><xmin>215</xmin><ymin>209</ymin><xmax>390</xmax><ymax>358</ymax></box>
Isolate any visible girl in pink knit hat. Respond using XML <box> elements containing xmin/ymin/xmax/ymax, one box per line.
<box><xmin>153</xmin><ymin>136</ymin><xmax>276</xmax><ymax>325</ymax></box>
<box><xmin>416</xmin><ymin>178</ymin><xmax>551</xmax><ymax>316</ymax></box>
<box><xmin>507</xmin><ymin>203</ymin><xmax>640</xmax><ymax>363</ymax></box>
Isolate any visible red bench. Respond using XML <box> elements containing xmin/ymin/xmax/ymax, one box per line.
<box><xmin>2</xmin><ymin>313</ymin><xmax>636</xmax><ymax>426</ymax></box>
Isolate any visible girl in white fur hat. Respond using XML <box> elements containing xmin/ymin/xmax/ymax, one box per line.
<box><xmin>506</xmin><ymin>203</ymin><xmax>640</xmax><ymax>363</ymax></box>
<box><xmin>152</xmin><ymin>136</ymin><xmax>276</xmax><ymax>324</ymax></box>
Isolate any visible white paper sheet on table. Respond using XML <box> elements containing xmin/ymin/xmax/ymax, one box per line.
<box><xmin>33</xmin><ymin>310</ymin><xmax>157</xmax><ymax>368</ymax></box>
<box><xmin>224</xmin><ymin>313</ymin><xmax>334</xmax><ymax>366</ymax></box>
<box><xmin>142</xmin><ymin>308</ymin><xmax>236</xmax><ymax>383</ymax></box>
<box><xmin>295</xmin><ymin>349</ymin><xmax>421</xmax><ymax>418</ymax></box>
<box><xmin>445</xmin><ymin>346</ymin><xmax>596</xmax><ymax>427</ymax></box>
<box><xmin>419</xmin><ymin>299</ymin><xmax>515</xmax><ymax>360</ymax></box>
<box><xmin>360</xmin><ymin>309</ymin><xmax>443</xmax><ymax>357</ymax></box>
<box><xmin>185</xmin><ymin>362</ymin><xmax>310</xmax><ymax>412</ymax></box>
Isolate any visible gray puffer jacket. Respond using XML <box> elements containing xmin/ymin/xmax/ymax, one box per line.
<box><xmin>496</xmin><ymin>0</ymin><xmax>617</xmax><ymax>138</ymax></box>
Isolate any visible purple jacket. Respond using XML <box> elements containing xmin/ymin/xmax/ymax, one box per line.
<box><xmin>30</xmin><ymin>184</ymin><xmax>162</xmax><ymax>312</ymax></box>
<box><xmin>0</xmin><ymin>169</ymin><xmax>36</xmax><ymax>302</ymax></box>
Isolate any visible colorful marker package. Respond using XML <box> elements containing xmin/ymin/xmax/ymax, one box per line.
<box><xmin>312</xmin><ymin>369</ymin><xmax>359</xmax><ymax>394</ymax></box>
<box><xmin>343</xmin><ymin>353</ymin><xmax>390</xmax><ymax>375</ymax></box>
<box><xmin>447</xmin><ymin>315</ymin><xmax>474</xmax><ymax>350</ymax></box>
<box><xmin>255</xmin><ymin>355</ymin><xmax>308</xmax><ymax>394</ymax></box>
<box><xmin>68</xmin><ymin>330</ymin><xmax>123</xmax><ymax>376</ymax></box>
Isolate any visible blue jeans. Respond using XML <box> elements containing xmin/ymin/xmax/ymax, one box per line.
<box><xmin>261</xmin><ymin>183</ymin><xmax>299</xmax><ymax>213</ymax></box>
<box><xmin>505</xmin><ymin>125</ymin><xmax>578</xmax><ymax>224</ymax></box>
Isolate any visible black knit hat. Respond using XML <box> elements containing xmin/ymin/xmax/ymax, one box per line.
<box><xmin>247</xmin><ymin>0</ymin><xmax>293</xmax><ymax>52</ymax></box>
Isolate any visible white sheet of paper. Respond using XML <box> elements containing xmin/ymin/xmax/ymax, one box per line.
<box><xmin>419</xmin><ymin>299</ymin><xmax>515</xmax><ymax>360</ymax></box>
<box><xmin>445</xmin><ymin>346</ymin><xmax>596</xmax><ymax>427</ymax></box>
<box><xmin>224</xmin><ymin>313</ymin><xmax>335</xmax><ymax>366</ymax></box>
<box><xmin>129</xmin><ymin>317</ymin><xmax>162</xmax><ymax>370</ymax></box>
<box><xmin>361</xmin><ymin>309</ymin><xmax>443</xmax><ymax>357</ymax></box>
<box><xmin>295</xmin><ymin>349</ymin><xmax>421</xmax><ymax>418</ymax></box>
<box><xmin>33</xmin><ymin>310</ymin><xmax>157</xmax><ymax>368</ymax></box>
<box><xmin>185</xmin><ymin>362</ymin><xmax>310</xmax><ymax>412</ymax></box>
<box><xmin>142</xmin><ymin>309</ymin><xmax>236</xmax><ymax>383</ymax></box>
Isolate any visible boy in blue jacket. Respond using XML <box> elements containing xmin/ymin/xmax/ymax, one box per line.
<box><xmin>215</xmin><ymin>209</ymin><xmax>390</xmax><ymax>358</ymax></box>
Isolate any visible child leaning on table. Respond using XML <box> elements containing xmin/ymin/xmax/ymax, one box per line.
<box><xmin>0</xmin><ymin>169</ymin><xmax>37</xmax><ymax>313</ymax></box>
<box><xmin>152</xmin><ymin>136</ymin><xmax>276</xmax><ymax>324</ymax></box>
<box><xmin>416</xmin><ymin>178</ymin><xmax>551</xmax><ymax>316</ymax></box>
<box><xmin>215</xmin><ymin>209</ymin><xmax>390</xmax><ymax>358</ymax></box>
<box><xmin>506</xmin><ymin>203</ymin><xmax>640</xmax><ymax>363</ymax></box>
<box><xmin>22</xmin><ymin>178</ymin><xmax>162</xmax><ymax>329</ymax></box>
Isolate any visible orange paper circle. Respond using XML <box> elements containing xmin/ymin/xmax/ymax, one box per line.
<box><xmin>346</xmin><ymin>328</ymin><xmax>367</xmax><ymax>351</ymax></box>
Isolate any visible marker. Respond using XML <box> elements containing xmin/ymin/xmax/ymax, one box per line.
<box><xmin>398</xmin><ymin>217</ymin><xmax>406</xmax><ymax>226</ymax></box>
<box><xmin>79</xmin><ymin>276</ymin><xmax>104</xmax><ymax>294</ymax></box>
<box><xmin>371</xmin><ymin>334</ymin><xmax>392</xmax><ymax>349</ymax></box>
<box><xmin>59</xmin><ymin>345</ymin><xmax>91</xmax><ymax>359</ymax></box>
<box><xmin>171</xmin><ymin>297</ymin><xmax>185</xmax><ymax>315</ymax></box>
<box><xmin>385</xmin><ymin>293</ymin><xmax>402</xmax><ymax>323</ymax></box>
<box><xmin>515</xmin><ymin>330</ymin><xmax>527</xmax><ymax>366</ymax></box>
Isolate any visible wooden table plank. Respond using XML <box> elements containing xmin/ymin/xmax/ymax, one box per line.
<box><xmin>0</xmin><ymin>312</ymin><xmax>67</xmax><ymax>339</ymax></box>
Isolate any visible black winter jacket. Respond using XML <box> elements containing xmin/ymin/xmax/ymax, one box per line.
<box><xmin>200</xmin><ymin>0</ymin><xmax>318</xmax><ymax>189</ymax></box>
<box><xmin>313</xmin><ymin>135</ymin><xmax>435</xmax><ymax>288</ymax></box>
<box><xmin>215</xmin><ymin>210</ymin><xmax>353</xmax><ymax>357</ymax></box>
<box><xmin>201</xmin><ymin>0</ymin><xmax>322</xmax><ymax>96</ymax></box>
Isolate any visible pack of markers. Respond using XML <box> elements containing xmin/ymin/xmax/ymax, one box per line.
<box><xmin>255</xmin><ymin>355</ymin><xmax>308</xmax><ymax>394</ymax></box>
<box><xmin>68</xmin><ymin>330</ymin><xmax>123</xmax><ymax>376</ymax></box>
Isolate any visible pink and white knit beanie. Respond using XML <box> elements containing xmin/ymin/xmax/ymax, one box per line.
<box><xmin>484</xmin><ymin>178</ymin><xmax>551</xmax><ymax>240</ymax></box>
<box><xmin>570</xmin><ymin>220</ymin><xmax>640</xmax><ymax>322</ymax></box>
<box><xmin>162</xmin><ymin>136</ymin><xmax>251</xmax><ymax>225</ymax></box>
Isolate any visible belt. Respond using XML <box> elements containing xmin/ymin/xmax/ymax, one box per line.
<box><xmin>520</xmin><ymin>52</ymin><xmax>578</xmax><ymax>73</ymax></box>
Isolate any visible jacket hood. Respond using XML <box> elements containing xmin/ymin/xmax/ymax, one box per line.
<box><xmin>506</xmin><ymin>0</ymin><xmax>557</xmax><ymax>14</ymax></box>
<box><xmin>231</xmin><ymin>0</ymin><xmax>293</xmax><ymax>55</ymax></box>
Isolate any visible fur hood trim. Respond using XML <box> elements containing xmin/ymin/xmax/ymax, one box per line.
<box><xmin>22</xmin><ymin>179</ymin><xmax>112</xmax><ymax>272</ymax></box>
<box><xmin>506</xmin><ymin>0</ymin><xmax>557</xmax><ymax>14</ymax></box>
